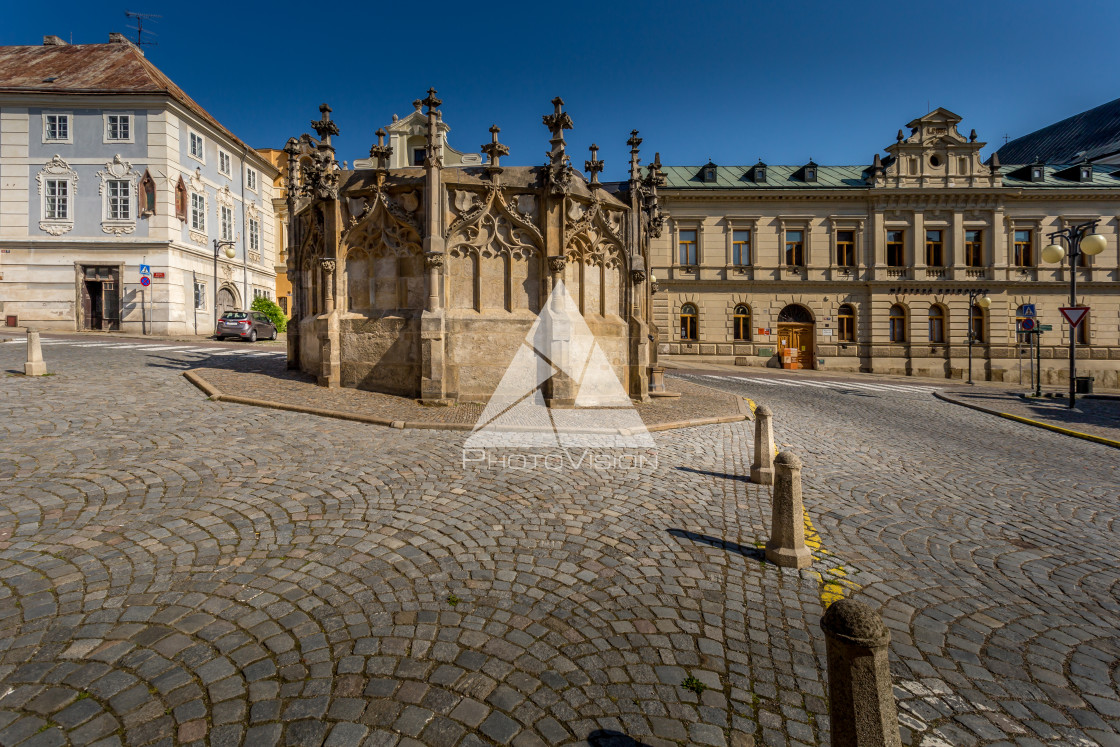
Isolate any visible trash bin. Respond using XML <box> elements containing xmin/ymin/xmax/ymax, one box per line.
<box><xmin>1075</xmin><ymin>376</ymin><xmax>1094</xmax><ymax>394</ymax></box>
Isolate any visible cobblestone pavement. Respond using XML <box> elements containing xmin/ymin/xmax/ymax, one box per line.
<box><xmin>0</xmin><ymin>343</ymin><xmax>1116</xmax><ymax>747</ymax></box>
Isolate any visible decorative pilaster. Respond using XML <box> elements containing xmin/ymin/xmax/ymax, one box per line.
<box><xmin>425</xmin><ymin>252</ymin><xmax>444</xmax><ymax>312</ymax></box>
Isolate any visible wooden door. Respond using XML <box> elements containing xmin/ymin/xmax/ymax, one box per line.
<box><xmin>777</xmin><ymin>324</ymin><xmax>815</xmax><ymax>370</ymax></box>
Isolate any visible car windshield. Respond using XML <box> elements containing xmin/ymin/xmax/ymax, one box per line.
<box><xmin>221</xmin><ymin>312</ymin><xmax>249</xmax><ymax>320</ymax></box>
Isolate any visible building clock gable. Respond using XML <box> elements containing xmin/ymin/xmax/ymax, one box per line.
<box><xmin>875</xmin><ymin>108</ymin><xmax>999</xmax><ymax>189</ymax></box>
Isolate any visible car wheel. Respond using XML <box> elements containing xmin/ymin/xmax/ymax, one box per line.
<box><xmin>270</xmin><ymin>327</ymin><xmax>277</xmax><ymax>341</ymax></box>
<box><xmin>216</xmin><ymin>336</ymin><xmax>223</xmax><ymax>341</ymax></box>
<box><xmin>249</xmin><ymin>330</ymin><xmax>257</xmax><ymax>343</ymax></box>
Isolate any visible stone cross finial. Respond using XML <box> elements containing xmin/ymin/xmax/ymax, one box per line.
<box><xmin>311</xmin><ymin>103</ymin><xmax>339</xmax><ymax>147</ymax></box>
<box><xmin>627</xmin><ymin>130</ymin><xmax>642</xmax><ymax>181</ymax></box>
<box><xmin>585</xmin><ymin>144</ymin><xmax>603</xmax><ymax>186</ymax></box>
<box><xmin>422</xmin><ymin>88</ymin><xmax>442</xmax><ymax>114</ymax></box>
<box><xmin>481</xmin><ymin>125</ymin><xmax>509</xmax><ymax>173</ymax></box>
<box><xmin>369</xmin><ymin>128</ymin><xmax>392</xmax><ymax>171</ymax></box>
<box><xmin>542</xmin><ymin>96</ymin><xmax>574</xmax><ymax>166</ymax></box>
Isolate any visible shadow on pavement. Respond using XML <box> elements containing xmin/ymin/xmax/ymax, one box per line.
<box><xmin>587</xmin><ymin>730</ymin><xmax>654</xmax><ymax>747</ymax></box>
<box><xmin>677</xmin><ymin>466</ymin><xmax>751</xmax><ymax>483</ymax></box>
<box><xmin>668</xmin><ymin>528</ymin><xmax>764</xmax><ymax>561</ymax></box>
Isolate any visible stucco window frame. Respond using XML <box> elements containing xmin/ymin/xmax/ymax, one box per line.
<box><xmin>724</xmin><ymin>217</ymin><xmax>757</xmax><ymax>274</ymax></box>
<box><xmin>829</xmin><ymin>217</ymin><xmax>865</xmax><ymax>271</ymax></box>
<box><xmin>36</xmin><ymin>155</ymin><xmax>78</xmax><ymax>236</ymax></box>
<box><xmin>96</xmin><ymin>155</ymin><xmax>140</xmax><ymax>236</ymax></box>
<box><xmin>217</xmin><ymin>149</ymin><xmax>233</xmax><ymax>179</ymax></box>
<box><xmin>779</xmin><ymin>217</ymin><xmax>811</xmax><ymax>268</ymax></box>
<box><xmin>674</xmin><ymin>222</ymin><xmax>701</xmax><ymax>273</ymax></box>
<box><xmin>42</xmin><ymin>111</ymin><xmax>73</xmax><ymax>145</ymax></box>
<box><xmin>1008</xmin><ymin>218</ymin><xmax>1042</xmax><ymax>269</ymax></box>
<box><xmin>189</xmin><ymin>191</ymin><xmax>208</xmax><ymax>244</ymax></box>
<box><xmin>102</xmin><ymin>112</ymin><xmax>134</xmax><ymax>144</ymax></box>
<box><xmin>187</xmin><ymin>129</ymin><xmax>206</xmax><ymax>165</ymax></box>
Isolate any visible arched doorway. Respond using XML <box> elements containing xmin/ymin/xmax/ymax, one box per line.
<box><xmin>777</xmin><ymin>304</ymin><xmax>815</xmax><ymax>370</ymax></box>
<box><xmin>216</xmin><ymin>286</ymin><xmax>239</xmax><ymax>317</ymax></box>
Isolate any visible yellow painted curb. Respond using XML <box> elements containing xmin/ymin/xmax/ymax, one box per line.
<box><xmin>934</xmin><ymin>391</ymin><xmax>1120</xmax><ymax>450</ymax></box>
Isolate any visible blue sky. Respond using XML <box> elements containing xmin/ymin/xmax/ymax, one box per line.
<box><xmin>6</xmin><ymin>0</ymin><xmax>1120</xmax><ymax>178</ymax></box>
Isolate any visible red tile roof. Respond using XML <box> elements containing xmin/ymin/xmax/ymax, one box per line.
<box><xmin>0</xmin><ymin>40</ymin><xmax>259</xmax><ymax>157</ymax></box>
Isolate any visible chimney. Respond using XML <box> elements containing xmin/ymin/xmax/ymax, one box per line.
<box><xmin>109</xmin><ymin>32</ymin><xmax>129</xmax><ymax>43</ymax></box>
<box><xmin>42</xmin><ymin>35</ymin><xmax>68</xmax><ymax>46</ymax></box>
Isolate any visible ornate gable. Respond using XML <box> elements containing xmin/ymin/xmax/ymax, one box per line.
<box><xmin>875</xmin><ymin>108</ymin><xmax>999</xmax><ymax>189</ymax></box>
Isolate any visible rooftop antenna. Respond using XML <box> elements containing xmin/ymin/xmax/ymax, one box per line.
<box><xmin>124</xmin><ymin>11</ymin><xmax>160</xmax><ymax>48</ymax></box>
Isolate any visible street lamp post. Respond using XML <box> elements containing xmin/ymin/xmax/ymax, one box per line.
<box><xmin>1041</xmin><ymin>221</ymin><xmax>1107</xmax><ymax>408</ymax></box>
<box><xmin>213</xmin><ymin>238</ymin><xmax>237</xmax><ymax>332</ymax></box>
<box><xmin>966</xmin><ymin>289</ymin><xmax>992</xmax><ymax>385</ymax></box>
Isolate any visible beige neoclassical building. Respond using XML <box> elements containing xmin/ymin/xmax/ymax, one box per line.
<box><xmin>652</xmin><ymin>108</ymin><xmax>1120</xmax><ymax>388</ymax></box>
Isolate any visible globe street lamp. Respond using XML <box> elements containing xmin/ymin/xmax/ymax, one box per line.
<box><xmin>967</xmin><ymin>289</ymin><xmax>992</xmax><ymax>385</ymax></box>
<box><xmin>213</xmin><ymin>238</ymin><xmax>237</xmax><ymax>330</ymax></box>
<box><xmin>1041</xmin><ymin>220</ymin><xmax>1106</xmax><ymax>407</ymax></box>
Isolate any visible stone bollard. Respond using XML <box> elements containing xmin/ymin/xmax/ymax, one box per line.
<box><xmin>24</xmin><ymin>329</ymin><xmax>46</xmax><ymax>376</ymax></box>
<box><xmin>820</xmin><ymin>599</ymin><xmax>902</xmax><ymax>747</ymax></box>
<box><xmin>750</xmin><ymin>404</ymin><xmax>775</xmax><ymax>485</ymax></box>
<box><xmin>764</xmin><ymin>450</ymin><xmax>812</xmax><ymax>569</ymax></box>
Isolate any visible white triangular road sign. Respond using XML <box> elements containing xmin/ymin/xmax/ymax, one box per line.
<box><xmin>1059</xmin><ymin>306</ymin><xmax>1089</xmax><ymax>328</ymax></box>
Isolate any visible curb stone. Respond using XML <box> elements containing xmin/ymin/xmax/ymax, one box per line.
<box><xmin>934</xmin><ymin>390</ymin><xmax>1120</xmax><ymax>449</ymax></box>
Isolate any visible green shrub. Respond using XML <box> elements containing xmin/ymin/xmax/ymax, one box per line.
<box><xmin>251</xmin><ymin>296</ymin><xmax>287</xmax><ymax>333</ymax></box>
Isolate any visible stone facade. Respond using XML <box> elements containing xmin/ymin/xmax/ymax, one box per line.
<box><xmin>653</xmin><ymin>108</ymin><xmax>1120</xmax><ymax>388</ymax></box>
<box><xmin>284</xmin><ymin>95</ymin><xmax>662</xmax><ymax>403</ymax></box>
<box><xmin>0</xmin><ymin>35</ymin><xmax>279</xmax><ymax>334</ymax></box>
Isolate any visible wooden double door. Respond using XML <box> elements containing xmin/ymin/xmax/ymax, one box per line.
<box><xmin>777</xmin><ymin>323</ymin><xmax>815</xmax><ymax>370</ymax></box>
<box><xmin>80</xmin><ymin>266</ymin><xmax>120</xmax><ymax>331</ymax></box>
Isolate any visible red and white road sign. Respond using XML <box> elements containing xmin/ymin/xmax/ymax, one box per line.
<box><xmin>1059</xmin><ymin>306</ymin><xmax>1089</xmax><ymax>328</ymax></box>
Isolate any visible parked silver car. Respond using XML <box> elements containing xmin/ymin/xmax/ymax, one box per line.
<box><xmin>216</xmin><ymin>311</ymin><xmax>277</xmax><ymax>342</ymax></box>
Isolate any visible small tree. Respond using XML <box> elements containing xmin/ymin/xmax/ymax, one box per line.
<box><xmin>251</xmin><ymin>295</ymin><xmax>287</xmax><ymax>333</ymax></box>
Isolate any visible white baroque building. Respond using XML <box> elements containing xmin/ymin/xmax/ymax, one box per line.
<box><xmin>0</xmin><ymin>34</ymin><xmax>279</xmax><ymax>334</ymax></box>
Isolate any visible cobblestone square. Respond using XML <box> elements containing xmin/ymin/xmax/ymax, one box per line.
<box><xmin>0</xmin><ymin>340</ymin><xmax>1117</xmax><ymax>746</ymax></box>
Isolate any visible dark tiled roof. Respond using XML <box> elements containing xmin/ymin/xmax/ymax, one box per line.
<box><xmin>998</xmin><ymin>163</ymin><xmax>1120</xmax><ymax>188</ymax></box>
<box><xmin>996</xmin><ymin>97</ymin><xmax>1120</xmax><ymax>164</ymax></box>
<box><xmin>0</xmin><ymin>41</ymin><xmax>256</xmax><ymax>155</ymax></box>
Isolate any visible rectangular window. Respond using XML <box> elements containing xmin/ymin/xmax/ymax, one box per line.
<box><xmin>220</xmin><ymin>206</ymin><xmax>234</xmax><ymax>241</ymax></box>
<box><xmin>194</xmin><ymin>281</ymin><xmax>206</xmax><ymax>310</ymax></box>
<box><xmin>218</xmin><ymin>151</ymin><xmax>232</xmax><ymax>176</ymax></box>
<box><xmin>189</xmin><ymin>132</ymin><xmax>204</xmax><ymax>160</ymax></box>
<box><xmin>412</xmin><ymin>148</ymin><xmax>425</xmax><ymax>166</ymax></box>
<box><xmin>965</xmin><ymin>229</ymin><xmax>983</xmax><ymax>267</ymax></box>
<box><xmin>732</xmin><ymin>230</ymin><xmax>751</xmax><ymax>266</ymax></box>
<box><xmin>1014</xmin><ymin>230</ymin><xmax>1033</xmax><ymax>266</ymax></box>
<box><xmin>887</xmin><ymin>230</ymin><xmax>905</xmax><ymax>267</ymax></box>
<box><xmin>45</xmin><ymin>180</ymin><xmax>69</xmax><ymax>219</ymax></box>
<box><xmin>191</xmin><ymin>194</ymin><xmax>205</xmax><ymax>230</ymax></box>
<box><xmin>679</xmin><ymin>229</ymin><xmax>697</xmax><ymax>266</ymax></box>
<box><xmin>45</xmin><ymin>114</ymin><xmax>69</xmax><ymax>141</ymax></box>
<box><xmin>785</xmin><ymin>230</ymin><xmax>804</xmax><ymax>266</ymax></box>
<box><xmin>107</xmin><ymin>180</ymin><xmax>130</xmax><ymax>220</ymax></box>
<box><xmin>246</xmin><ymin>168</ymin><xmax>258</xmax><ymax>191</ymax></box>
<box><xmin>106</xmin><ymin>114</ymin><xmax>130</xmax><ymax>141</ymax></box>
<box><xmin>925</xmin><ymin>229</ymin><xmax>944</xmax><ymax>267</ymax></box>
<box><xmin>249</xmin><ymin>218</ymin><xmax>260</xmax><ymax>252</ymax></box>
<box><xmin>836</xmin><ymin>230</ymin><xmax>855</xmax><ymax>267</ymax></box>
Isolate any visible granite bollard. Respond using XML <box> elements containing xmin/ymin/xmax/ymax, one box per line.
<box><xmin>820</xmin><ymin>598</ymin><xmax>902</xmax><ymax>747</ymax></box>
<box><xmin>24</xmin><ymin>329</ymin><xmax>46</xmax><ymax>376</ymax></box>
<box><xmin>750</xmin><ymin>403</ymin><xmax>775</xmax><ymax>485</ymax></box>
<box><xmin>764</xmin><ymin>450</ymin><xmax>812</xmax><ymax>568</ymax></box>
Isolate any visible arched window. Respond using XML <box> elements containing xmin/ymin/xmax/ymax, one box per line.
<box><xmin>970</xmin><ymin>304</ymin><xmax>985</xmax><ymax>343</ymax></box>
<box><xmin>928</xmin><ymin>304</ymin><xmax>945</xmax><ymax>343</ymax></box>
<box><xmin>733</xmin><ymin>304</ymin><xmax>751</xmax><ymax>341</ymax></box>
<box><xmin>837</xmin><ymin>304</ymin><xmax>855</xmax><ymax>342</ymax></box>
<box><xmin>889</xmin><ymin>304</ymin><xmax>907</xmax><ymax>342</ymax></box>
<box><xmin>680</xmin><ymin>303</ymin><xmax>697</xmax><ymax>340</ymax></box>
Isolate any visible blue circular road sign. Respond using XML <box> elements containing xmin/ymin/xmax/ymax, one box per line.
<box><xmin>140</xmin><ymin>276</ymin><xmax>151</xmax><ymax>287</ymax></box>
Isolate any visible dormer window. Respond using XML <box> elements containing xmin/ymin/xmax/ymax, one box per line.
<box><xmin>1029</xmin><ymin>162</ymin><xmax>1045</xmax><ymax>182</ymax></box>
<box><xmin>752</xmin><ymin>161</ymin><xmax>767</xmax><ymax>183</ymax></box>
<box><xmin>1079</xmin><ymin>164</ymin><xmax>1093</xmax><ymax>182</ymax></box>
<box><xmin>802</xmin><ymin>160</ymin><xmax>818</xmax><ymax>182</ymax></box>
<box><xmin>701</xmin><ymin>161</ymin><xmax>717</xmax><ymax>182</ymax></box>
